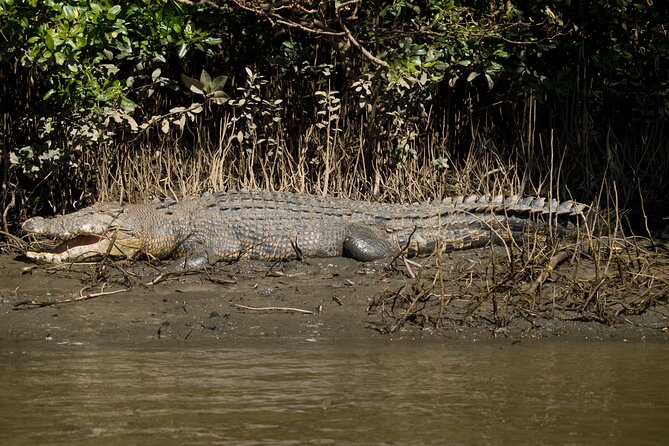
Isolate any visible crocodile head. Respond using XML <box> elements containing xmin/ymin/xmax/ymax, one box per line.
<box><xmin>22</xmin><ymin>204</ymin><xmax>145</xmax><ymax>263</ymax></box>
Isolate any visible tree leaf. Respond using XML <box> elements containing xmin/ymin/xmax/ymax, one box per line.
<box><xmin>124</xmin><ymin>115</ymin><xmax>138</xmax><ymax>131</ymax></box>
<box><xmin>173</xmin><ymin>115</ymin><xmax>186</xmax><ymax>128</ymax></box>
<box><xmin>181</xmin><ymin>74</ymin><xmax>204</xmax><ymax>95</ymax></box>
<box><xmin>62</xmin><ymin>5</ymin><xmax>75</xmax><ymax>19</ymax></box>
<box><xmin>54</xmin><ymin>52</ymin><xmax>66</xmax><ymax>65</ymax></box>
<box><xmin>177</xmin><ymin>43</ymin><xmax>188</xmax><ymax>59</ymax></box>
<box><xmin>151</xmin><ymin>68</ymin><xmax>161</xmax><ymax>82</ymax></box>
<box><xmin>210</xmin><ymin>75</ymin><xmax>228</xmax><ymax>92</ymax></box>
<box><xmin>45</xmin><ymin>32</ymin><xmax>55</xmax><ymax>51</ymax></box>
<box><xmin>200</xmin><ymin>69</ymin><xmax>212</xmax><ymax>87</ymax></box>
<box><xmin>211</xmin><ymin>97</ymin><xmax>229</xmax><ymax>105</ymax></box>
<box><xmin>484</xmin><ymin>73</ymin><xmax>494</xmax><ymax>89</ymax></box>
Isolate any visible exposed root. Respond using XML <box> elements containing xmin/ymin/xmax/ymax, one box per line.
<box><xmin>0</xmin><ymin>230</ymin><xmax>25</xmax><ymax>252</ymax></box>
<box><xmin>524</xmin><ymin>249</ymin><xmax>574</xmax><ymax>295</ymax></box>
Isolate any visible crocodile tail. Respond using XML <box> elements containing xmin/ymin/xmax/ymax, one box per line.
<box><xmin>437</xmin><ymin>194</ymin><xmax>588</xmax><ymax>216</ymax></box>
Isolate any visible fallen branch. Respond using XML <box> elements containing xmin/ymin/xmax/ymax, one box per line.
<box><xmin>232</xmin><ymin>303</ymin><xmax>314</xmax><ymax>314</ymax></box>
<box><xmin>524</xmin><ymin>249</ymin><xmax>573</xmax><ymax>295</ymax></box>
<box><xmin>14</xmin><ymin>284</ymin><xmax>129</xmax><ymax>309</ymax></box>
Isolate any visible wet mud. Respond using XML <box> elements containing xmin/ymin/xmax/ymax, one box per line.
<box><xmin>1</xmin><ymin>250</ymin><xmax>668</xmax><ymax>345</ymax></box>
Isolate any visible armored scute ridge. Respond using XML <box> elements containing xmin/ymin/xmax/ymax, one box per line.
<box><xmin>22</xmin><ymin>191</ymin><xmax>587</xmax><ymax>267</ymax></box>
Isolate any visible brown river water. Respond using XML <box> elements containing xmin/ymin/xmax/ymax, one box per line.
<box><xmin>1</xmin><ymin>338</ymin><xmax>668</xmax><ymax>445</ymax></box>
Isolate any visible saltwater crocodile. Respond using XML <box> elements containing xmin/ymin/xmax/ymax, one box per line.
<box><xmin>22</xmin><ymin>190</ymin><xmax>586</xmax><ymax>267</ymax></box>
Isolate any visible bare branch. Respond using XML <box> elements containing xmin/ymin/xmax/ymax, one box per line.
<box><xmin>338</xmin><ymin>19</ymin><xmax>389</xmax><ymax>69</ymax></box>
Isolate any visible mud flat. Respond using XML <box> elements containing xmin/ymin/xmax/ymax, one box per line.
<box><xmin>1</xmin><ymin>251</ymin><xmax>667</xmax><ymax>346</ymax></box>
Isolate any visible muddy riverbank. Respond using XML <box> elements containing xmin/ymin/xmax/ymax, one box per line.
<box><xmin>1</xmin><ymin>250</ymin><xmax>668</xmax><ymax>345</ymax></box>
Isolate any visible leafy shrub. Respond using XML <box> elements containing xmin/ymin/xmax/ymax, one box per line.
<box><xmin>1</xmin><ymin>0</ymin><xmax>220</xmax><ymax>177</ymax></box>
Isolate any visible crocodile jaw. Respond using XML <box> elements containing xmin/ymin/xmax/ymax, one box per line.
<box><xmin>24</xmin><ymin>232</ymin><xmax>144</xmax><ymax>263</ymax></box>
<box><xmin>22</xmin><ymin>207</ymin><xmax>143</xmax><ymax>263</ymax></box>
<box><xmin>26</xmin><ymin>234</ymin><xmax>111</xmax><ymax>263</ymax></box>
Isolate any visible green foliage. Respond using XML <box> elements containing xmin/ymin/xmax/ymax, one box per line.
<box><xmin>0</xmin><ymin>0</ymin><xmax>220</xmax><ymax>179</ymax></box>
<box><xmin>1</xmin><ymin>0</ymin><xmax>218</xmax><ymax>110</ymax></box>
<box><xmin>378</xmin><ymin>1</ymin><xmax>509</xmax><ymax>93</ymax></box>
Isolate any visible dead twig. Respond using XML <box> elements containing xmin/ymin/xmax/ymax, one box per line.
<box><xmin>205</xmin><ymin>269</ymin><xmax>237</xmax><ymax>284</ymax></box>
<box><xmin>145</xmin><ymin>268</ymin><xmax>202</xmax><ymax>285</ymax></box>
<box><xmin>232</xmin><ymin>303</ymin><xmax>314</xmax><ymax>314</ymax></box>
<box><xmin>14</xmin><ymin>284</ymin><xmax>129</xmax><ymax>309</ymax></box>
<box><xmin>389</xmin><ymin>226</ymin><xmax>421</xmax><ymax>277</ymax></box>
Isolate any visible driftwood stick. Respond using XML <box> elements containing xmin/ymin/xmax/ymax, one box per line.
<box><xmin>232</xmin><ymin>303</ymin><xmax>314</xmax><ymax>314</ymax></box>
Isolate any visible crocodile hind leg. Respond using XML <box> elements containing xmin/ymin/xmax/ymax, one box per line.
<box><xmin>342</xmin><ymin>224</ymin><xmax>400</xmax><ymax>262</ymax></box>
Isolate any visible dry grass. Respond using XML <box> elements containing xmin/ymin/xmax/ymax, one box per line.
<box><xmin>90</xmin><ymin>108</ymin><xmax>535</xmax><ymax>205</ymax></box>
